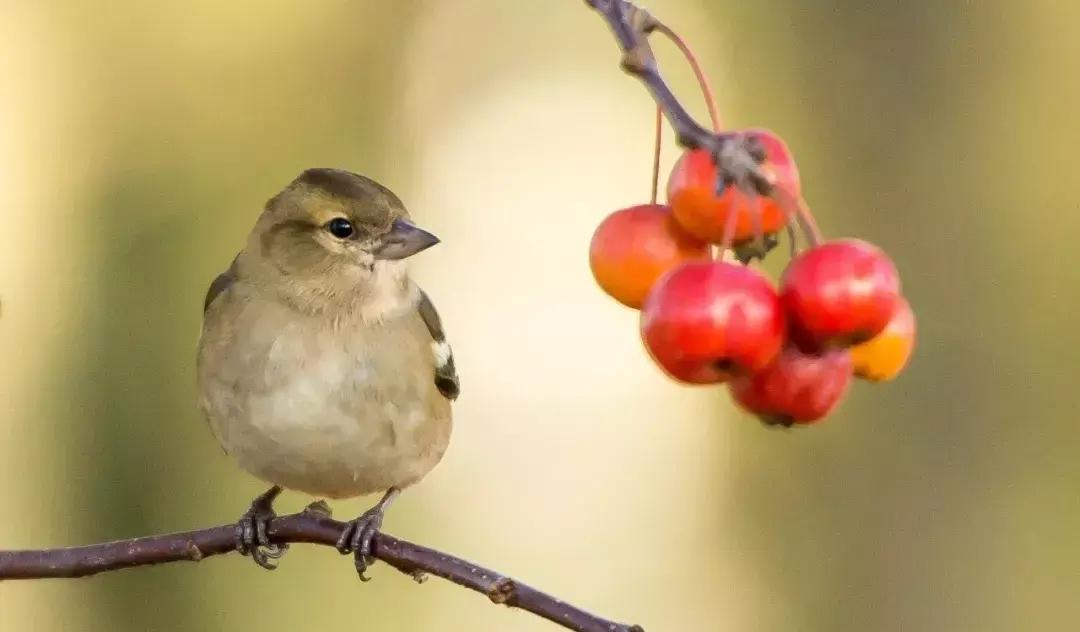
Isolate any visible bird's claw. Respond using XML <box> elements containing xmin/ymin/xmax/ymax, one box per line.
<box><xmin>336</xmin><ymin>505</ymin><xmax>386</xmax><ymax>581</ymax></box>
<box><xmin>236</xmin><ymin>485</ymin><xmax>287</xmax><ymax>570</ymax></box>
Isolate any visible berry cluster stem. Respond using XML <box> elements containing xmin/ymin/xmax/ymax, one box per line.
<box><xmin>650</xmin><ymin>105</ymin><xmax>662</xmax><ymax>204</ymax></box>
<box><xmin>772</xmin><ymin>185</ymin><xmax>824</xmax><ymax>248</ymax></box>
<box><xmin>648</xmin><ymin>21</ymin><xmax>721</xmax><ymax>206</ymax></box>
<box><xmin>587</xmin><ymin>0</ymin><xmax>728</xmax><ymax>152</ymax></box>
<box><xmin>589</xmin><ymin>0</ymin><xmax>830</xmax><ymax>256</ymax></box>
<box><xmin>651</xmin><ymin>22</ymin><xmax>722</xmax><ymax>133</ymax></box>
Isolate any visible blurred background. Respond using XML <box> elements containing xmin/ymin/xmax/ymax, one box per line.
<box><xmin>2</xmin><ymin>0</ymin><xmax>1078</xmax><ymax>630</ymax></box>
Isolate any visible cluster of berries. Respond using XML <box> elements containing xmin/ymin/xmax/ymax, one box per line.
<box><xmin>590</xmin><ymin>129</ymin><xmax>915</xmax><ymax>427</ymax></box>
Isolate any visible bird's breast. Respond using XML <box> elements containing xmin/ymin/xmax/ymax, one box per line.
<box><xmin>199</xmin><ymin>303</ymin><xmax>452</xmax><ymax>498</ymax></box>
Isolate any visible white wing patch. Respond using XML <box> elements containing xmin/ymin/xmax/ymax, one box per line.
<box><xmin>431</xmin><ymin>341</ymin><xmax>452</xmax><ymax>367</ymax></box>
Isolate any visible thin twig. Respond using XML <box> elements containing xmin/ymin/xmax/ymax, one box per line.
<box><xmin>0</xmin><ymin>512</ymin><xmax>643</xmax><ymax>632</ymax></box>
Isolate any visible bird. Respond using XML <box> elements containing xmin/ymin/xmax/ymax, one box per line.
<box><xmin>196</xmin><ymin>168</ymin><xmax>459</xmax><ymax>578</ymax></box>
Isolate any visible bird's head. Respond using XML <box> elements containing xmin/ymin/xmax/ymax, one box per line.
<box><xmin>243</xmin><ymin>168</ymin><xmax>439</xmax><ymax>315</ymax></box>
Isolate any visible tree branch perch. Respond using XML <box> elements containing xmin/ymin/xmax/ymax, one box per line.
<box><xmin>0</xmin><ymin>511</ymin><xmax>643</xmax><ymax>632</ymax></box>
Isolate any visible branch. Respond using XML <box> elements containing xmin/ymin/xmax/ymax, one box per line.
<box><xmin>587</xmin><ymin>0</ymin><xmax>778</xmax><ymax>237</ymax></box>
<box><xmin>0</xmin><ymin>511</ymin><xmax>643</xmax><ymax>632</ymax></box>
<box><xmin>585</xmin><ymin>0</ymin><xmax>733</xmax><ymax>154</ymax></box>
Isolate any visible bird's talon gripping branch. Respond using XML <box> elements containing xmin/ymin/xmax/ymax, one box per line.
<box><xmin>236</xmin><ymin>485</ymin><xmax>288</xmax><ymax>570</ymax></box>
<box><xmin>337</xmin><ymin>514</ymin><xmax>381</xmax><ymax>581</ymax></box>
<box><xmin>337</xmin><ymin>488</ymin><xmax>400</xmax><ymax>581</ymax></box>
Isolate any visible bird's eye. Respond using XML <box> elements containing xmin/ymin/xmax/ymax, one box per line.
<box><xmin>326</xmin><ymin>217</ymin><xmax>355</xmax><ymax>239</ymax></box>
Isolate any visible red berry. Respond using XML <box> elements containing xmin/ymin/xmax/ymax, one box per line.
<box><xmin>640</xmin><ymin>261</ymin><xmax>785</xmax><ymax>384</ymax></box>
<box><xmin>589</xmin><ymin>204</ymin><xmax>711</xmax><ymax>309</ymax></box>
<box><xmin>780</xmin><ymin>239</ymin><xmax>901</xmax><ymax>351</ymax></box>
<box><xmin>729</xmin><ymin>346</ymin><xmax>852</xmax><ymax>425</ymax></box>
<box><xmin>850</xmin><ymin>296</ymin><xmax>916</xmax><ymax>382</ymax></box>
<box><xmin>666</xmin><ymin>128</ymin><xmax>800</xmax><ymax>245</ymax></box>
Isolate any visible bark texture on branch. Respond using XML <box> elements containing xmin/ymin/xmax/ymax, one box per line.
<box><xmin>0</xmin><ymin>511</ymin><xmax>643</xmax><ymax>632</ymax></box>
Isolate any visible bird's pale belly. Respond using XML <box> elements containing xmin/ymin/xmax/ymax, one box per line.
<box><xmin>202</xmin><ymin>321</ymin><xmax>452</xmax><ymax>499</ymax></box>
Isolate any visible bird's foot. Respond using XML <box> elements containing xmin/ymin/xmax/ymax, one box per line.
<box><xmin>236</xmin><ymin>485</ymin><xmax>288</xmax><ymax>570</ymax></box>
<box><xmin>336</xmin><ymin>509</ymin><xmax>382</xmax><ymax>581</ymax></box>
<box><xmin>336</xmin><ymin>488</ymin><xmax>400</xmax><ymax>581</ymax></box>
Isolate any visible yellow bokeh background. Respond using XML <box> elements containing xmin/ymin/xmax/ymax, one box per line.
<box><xmin>2</xmin><ymin>1</ymin><xmax>1078</xmax><ymax>630</ymax></box>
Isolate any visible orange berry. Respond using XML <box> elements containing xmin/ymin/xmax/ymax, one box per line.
<box><xmin>666</xmin><ymin>129</ymin><xmax>800</xmax><ymax>245</ymax></box>
<box><xmin>849</xmin><ymin>296</ymin><xmax>916</xmax><ymax>382</ymax></box>
<box><xmin>589</xmin><ymin>204</ymin><xmax>711</xmax><ymax>309</ymax></box>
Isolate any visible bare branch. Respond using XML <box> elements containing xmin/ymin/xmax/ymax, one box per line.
<box><xmin>0</xmin><ymin>511</ymin><xmax>643</xmax><ymax>632</ymax></box>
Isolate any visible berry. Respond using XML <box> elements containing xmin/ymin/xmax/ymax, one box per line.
<box><xmin>666</xmin><ymin>128</ymin><xmax>800</xmax><ymax>245</ymax></box>
<box><xmin>729</xmin><ymin>346</ymin><xmax>852</xmax><ymax>425</ymax></box>
<box><xmin>640</xmin><ymin>261</ymin><xmax>785</xmax><ymax>384</ymax></box>
<box><xmin>589</xmin><ymin>204</ymin><xmax>711</xmax><ymax>309</ymax></box>
<box><xmin>850</xmin><ymin>296</ymin><xmax>916</xmax><ymax>382</ymax></box>
<box><xmin>780</xmin><ymin>239</ymin><xmax>901</xmax><ymax>351</ymax></box>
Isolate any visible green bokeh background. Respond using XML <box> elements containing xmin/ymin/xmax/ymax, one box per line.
<box><xmin>2</xmin><ymin>1</ymin><xmax>1077</xmax><ymax>630</ymax></box>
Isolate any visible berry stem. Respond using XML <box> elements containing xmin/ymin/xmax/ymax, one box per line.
<box><xmin>652</xmin><ymin>22</ymin><xmax>722</xmax><ymax>133</ymax></box>
<box><xmin>719</xmin><ymin>192</ymin><xmax>741</xmax><ymax>253</ymax></box>
<box><xmin>586</xmin><ymin>0</ymin><xmax>732</xmax><ymax>152</ymax></box>
<box><xmin>749</xmin><ymin>186</ymin><xmax>765</xmax><ymax>255</ymax></box>
<box><xmin>650</xmin><ymin>105</ymin><xmax>662</xmax><ymax>205</ymax></box>
<box><xmin>771</xmin><ymin>185</ymin><xmax>825</xmax><ymax>247</ymax></box>
<box><xmin>650</xmin><ymin>18</ymin><xmax>723</xmax><ymax>263</ymax></box>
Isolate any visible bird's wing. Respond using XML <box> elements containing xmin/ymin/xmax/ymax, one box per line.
<box><xmin>203</xmin><ymin>255</ymin><xmax>239</xmax><ymax>313</ymax></box>
<box><xmin>417</xmin><ymin>289</ymin><xmax>460</xmax><ymax>400</ymax></box>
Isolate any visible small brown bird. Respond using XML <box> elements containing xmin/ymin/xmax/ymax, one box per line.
<box><xmin>197</xmin><ymin>168</ymin><xmax>458</xmax><ymax>577</ymax></box>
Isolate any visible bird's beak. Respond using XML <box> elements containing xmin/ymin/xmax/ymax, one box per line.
<box><xmin>372</xmin><ymin>219</ymin><xmax>441</xmax><ymax>260</ymax></box>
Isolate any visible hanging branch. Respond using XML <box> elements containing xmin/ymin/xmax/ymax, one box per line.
<box><xmin>588</xmin><ymin>0</ymin><xmax>794</xmax><ymax>266</ymax></box>
<box><xmin>585</xmin><ymin>0</ymin><xmax>733</xmax><ymax>153</ymax></box>
<box><xmin>0</xmin><ymin>510</ymin><xmax>643</xmax><ymax>632</ymax></box>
